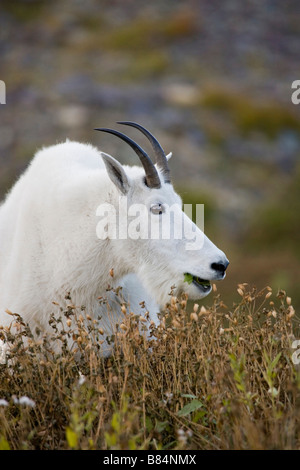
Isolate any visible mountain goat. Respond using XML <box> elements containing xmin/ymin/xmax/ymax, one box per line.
<box><xmin>0</xmin><ymin>121</ymin><xmax>229</xmax><ymax>356</ymax></box>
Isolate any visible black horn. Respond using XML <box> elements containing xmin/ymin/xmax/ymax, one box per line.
<box><xmin>117</xmin><ymin>121</ymin><xmax>171</xmax><ymax>184</ymax></box>
<box><xmin>94</xmin><ymin>127</ymin><xmax>161</xmax><ymax>189</ymax></box>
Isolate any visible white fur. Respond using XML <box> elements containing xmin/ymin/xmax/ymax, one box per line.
<box><xmin>0</xmin><ymin>140</ymin><xmax>228</xmax><ymax>356</ymax></box>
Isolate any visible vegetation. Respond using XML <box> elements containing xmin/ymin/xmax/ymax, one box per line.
<box><xmin>0</xmin><ymin>284</ymin><xmax>299</xmax><ymax>450</ymax></box>
<box><xmin>201</xmin><ymin>89</ymin><xmax>300</xmax><ymax>139</ymax></box>
<box><xmin>101</xmin><ymin>10</ymin><xmax>198</xmax><ymax>54</ymax></box>
<box><xmin>245</xmin><ymin>164</ymin><xmax>300</xmax><ymax>257</ymax></box>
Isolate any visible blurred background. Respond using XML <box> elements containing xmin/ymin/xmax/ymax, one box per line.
<box><xmin>0</xmin><ymin>0</ymin><xmax>299</xmax><ymax>310</ymax></box>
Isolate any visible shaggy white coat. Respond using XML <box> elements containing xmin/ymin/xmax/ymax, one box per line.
<box><xmin>0</xmin><ymin>141</ymin><xmax>228</xmax><ymax>355</ymax></box>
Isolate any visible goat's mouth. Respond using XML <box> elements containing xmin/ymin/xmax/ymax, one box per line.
<box><xmin>184</xmin><ymin>273</ymin><xmax>212</xmax><ymax>293</ymax></box>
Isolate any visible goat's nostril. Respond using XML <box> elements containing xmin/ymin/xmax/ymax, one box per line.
<box><xmin>211</xmin><ymin>261</ymin><xmax>229</xmax><ymax>274</ymax></box>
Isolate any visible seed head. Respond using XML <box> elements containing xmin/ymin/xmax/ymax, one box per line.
<box><xmin>121</xmin><ymin>305</ymin><xmax>127</xmax><ymax>315</ymax></box>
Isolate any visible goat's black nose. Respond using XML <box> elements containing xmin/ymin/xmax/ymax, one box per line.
<box><xmin>211</xmin><ymin>260</ymin><xmax>229</xmax><ymax>276</ymax></box>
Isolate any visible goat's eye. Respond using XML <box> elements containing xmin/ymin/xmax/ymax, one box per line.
<box><xmin>150</xmin><ymin>203</ymin><xmax>164</xmax><ymax>215</ymax></box>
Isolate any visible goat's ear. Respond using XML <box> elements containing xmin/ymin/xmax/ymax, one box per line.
<box><xmin>101</xmin><ymin>152</ymin><xmax>130</xmax><ymax>195</ymax></box>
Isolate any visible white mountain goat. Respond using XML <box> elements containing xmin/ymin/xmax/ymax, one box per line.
<box><xmin>0</xmin><ymin>121</ymin><xmax>229</xmax><ymax>356</ymax></box>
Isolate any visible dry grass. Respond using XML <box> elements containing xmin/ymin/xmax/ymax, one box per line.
<box><xmin>0</xmin><ymin>284</ymin><xmax>299</xmax><ymax>450</ymax></box>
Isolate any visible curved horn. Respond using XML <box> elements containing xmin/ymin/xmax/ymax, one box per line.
<box><xmin>94</xmin><ymin>128</ymin><xmax>161</xmax><ymax>189</ymax></box>
<box><xmin>117</xmin><ymin>121</ymin><xmax>171</xmax><ymax>183</ymax></box>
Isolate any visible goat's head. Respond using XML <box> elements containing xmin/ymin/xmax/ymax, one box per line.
<box><xmin>95</xmin><ymin>122</ymin><xmax>229</xmax><ymax>305</ymax></box>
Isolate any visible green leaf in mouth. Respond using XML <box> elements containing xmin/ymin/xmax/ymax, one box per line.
<box><xmin>184</xmin><ymin>273</ymin><xmax>210</xmax><ymax>287</ymax></box>
<box><xmin>184</xmin><ymin>273</ymin><xmax>194</xmax><ymax>284</ymax></box>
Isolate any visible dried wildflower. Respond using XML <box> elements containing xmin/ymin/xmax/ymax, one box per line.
<box><xmin>190</xmin><ymin>312</ymin><xmax>198</xmax><ymax>322</ymax></box>
<box><xmin>13</xmin><ymin>396</ymin><xmax>36</xmax><ymax>407</ymax></box>
<box><xmin>4</xmin><ymin>309</ymin><xmax>13</xmax><ymax>315</ymax></box>
<box><xmin>0</xmin><ymin>399</ymin><xmax>8</xmax><ymax>406</ymax></box>
<box><xmin>12</xmin><ymin>322</ymin><xmax>22</xmax><ymax>332</ymax></box>
<box><xmin>177</xmin><ymin>428</ymin><xmax>192</xmax><ymax>445</ymax></box>
<box><xmin>121</xmin><ymin>304</ymin><xmax>127</xmax><ymax>315</ymax></box>
<box><xmin>237</xmin><ymin>288</ymin><xmax>244</xmax><ymax>297</ymax></box>
<box><xmin>78</xmin><ymin>372</ymin><xmax>86</xmax><ymax>387</ymax></box>
<box><xmin>163</xmin><ymin>392</ymin><xmax>174</xmax><ymax>404</ymax></box>
<box><xmin>287</xmin><ymin>306</ymin><xmax>295</xmax><ymax>318</ymax></box>
<box><xmin>172</xmin><ymin>319</ymin><xmax>181</xmax><ymax>328</ymax></box>
<box><xmin>268</xmin><ymin>387</ymin><xmax>279</xmax><ymax>397</ymax></box>
<box><xmin>277</xmin><ymin>289</ymin><xmax>286</xmax><ymax>299</ymax></box>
